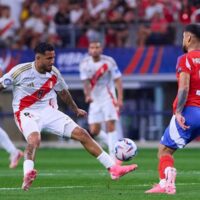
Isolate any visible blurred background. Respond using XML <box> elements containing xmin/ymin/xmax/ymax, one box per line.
<box><xmin>1</xmin><ymin>0</ymin><xmax>200</xmax><ymax>145</ymax></box>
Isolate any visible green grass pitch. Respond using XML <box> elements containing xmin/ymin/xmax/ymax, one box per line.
<box><xmin>0</xmin><ymin>147</ymin><xmax>199</xmax><ymax>200</ymax></box>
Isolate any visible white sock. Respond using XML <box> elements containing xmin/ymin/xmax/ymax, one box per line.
<box><xmin>95</xmin><ymin>130</ymin><xmax>108</xmax><ymax>146</ymax></box>
<box><xmin>0</xmin><ymin>127</ymin><xmax>17</xmax><ymax>155</ymax></box>
<box><xmin>108</xmin><ymin>130</ymin><xmax>118</xmax><ymax>159</ymax></box>
<box><xmin>97</xmin><ymin>151</ymin><xmax>115</xmax><ymax>169</ymax></box>
<box><xmin>23</xmin><ymin>160</ymin><xmax>34</xmax><ymax>175</ymax></box>
<box><xmin>159</xmin><ymin>179</ymin><xmax>166</xmax><ymax>188</ymax></box>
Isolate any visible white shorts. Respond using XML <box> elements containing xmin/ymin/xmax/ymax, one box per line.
<box><xmin>14</xmin><ymin>107</ymin><xmax>79</xmax><ymax>140</ymax></box>
<box><xmin>88</xmin><ymin>100</ymin><xmax>119</xmax><ymax>124</ymax></box>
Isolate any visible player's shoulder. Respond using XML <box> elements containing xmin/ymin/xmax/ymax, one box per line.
<box><xmin>52</xmin><ymin>65</ymin><xmax>61</xmax><ymax>76</ymax></box>
<box><xmin>80</xmin><ymin>55</ymin><xmax>91</xmax><ymax>63</ymax></box>
<box><xmin>101</xmin><ymin>55</ymin><xmax>116</xmax><ymax>65</ymax></box>
<box><xmin>10</xmin><ymin>62</ymin><xmax>33</xmax><ymax>79</ymax></box>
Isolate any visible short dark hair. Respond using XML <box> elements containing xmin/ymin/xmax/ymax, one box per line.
<box><xmin>184</xmin><ymin>24</ymin><xmax>200</xmax><ymax>40</ymax></box>
<box><xmin>34</xmin><ymin>42</ymin><xmax>54</xmax><ymax>54</ymax></box>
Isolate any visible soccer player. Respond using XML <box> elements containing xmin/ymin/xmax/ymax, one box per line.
<box><xmin>80</xmin><ymin>41</ymin><xmax>123</xmax><ymax>163</ymax></box>
<box><xmin>145</xmin><ymin>23</ymin><xmax>200</xmax><ymax>194</ymax></box>
<box><xmin>0</xmin><ymin>42</ymin><xmax>137</xmax><ymax>191</ymax></box>
<box><xmin>79</xmin><ymin>41</ymin><xmax>123</xmax><ymax>163</ymax></box>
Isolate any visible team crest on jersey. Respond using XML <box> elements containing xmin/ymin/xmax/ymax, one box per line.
<box><xmin>177</xmin><ymin>67</ymin><xmax>182</xmax><ymax>73</ymax></box>
<box><xmin>3</xmin><ymin>78</ymin><xmax>12</xmax><ymax>86</ymax></box>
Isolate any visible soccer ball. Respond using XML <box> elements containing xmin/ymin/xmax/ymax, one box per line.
<box><xmin>114</xmin><ymin>138</ymin><xmax>137</xmax><ymax>161</ymax></box>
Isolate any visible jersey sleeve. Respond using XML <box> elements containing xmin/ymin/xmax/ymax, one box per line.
<box><xmin>0</xmin><ymin>67</ymin><xmax>15</xmax><ymax>88</ymax></box>
<box><xmin>53</xmin><ymin>69</ymin><xmax>69</xmax><ymax>91</ymax></box>
<box><xmin>110</xmin><ymin>57</ymin><xmax>121</xmax><ymax>79</ymax></box>
<box><xmin>79</xmin><ymin>61</ymin><xmax>89</xmax><ymax>80</ymax></box>
<box><xmin>176</xmin><ymin>54</ymin><xmax>191</xmax><ymax>74</ymax></box>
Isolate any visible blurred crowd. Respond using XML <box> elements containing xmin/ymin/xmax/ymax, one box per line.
<box><xmin>0</xmin><ymin>0</ymin><xmax>200</xmax><ymax>49</ymax></box>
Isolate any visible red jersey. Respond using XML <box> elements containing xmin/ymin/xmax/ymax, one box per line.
<box><xmin>173</xmin><ymin>50</ymin><xmax>200</xmax><ymax>112</ymax></box>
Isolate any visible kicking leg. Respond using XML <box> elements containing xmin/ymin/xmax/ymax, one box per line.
<box><xmin>71</xmin><ymin>127</ymin><xmax>138</xmax><ymax>179</ymax></box>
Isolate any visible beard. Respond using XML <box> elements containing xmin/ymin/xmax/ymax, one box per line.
<box><xmin>182</xmin><ymin>45</ymin><xmax>188</xmax><ymax>53</ymax></box>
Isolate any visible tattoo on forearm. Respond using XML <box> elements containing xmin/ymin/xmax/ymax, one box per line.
<box><xmin>176</xmin><ymin>89</ymin><xmax>188</xmax><ymax>113</ymax></box>
<box><xmin>60</xmin><ymin>90</ymin><xmax>78</xmax><ymax>112</ymax></box>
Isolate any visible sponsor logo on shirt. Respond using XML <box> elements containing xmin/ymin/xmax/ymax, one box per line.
<box><xmin>192</xmin><ymin>58</ymin><xmax>200</xmax><ymax>64</ymax></box>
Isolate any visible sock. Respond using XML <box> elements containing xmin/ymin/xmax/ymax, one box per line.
<box><xmin>0</xmin><ymin>127</ymin><xmax>17</xmax><ymax>155</ymax></box>
<box><xmin>158</xmin><ymin>154</ymin><xmax>174</xmax><ymax>179</ymax></box>
<box><xmin>95</xmin><ymin>130</ymin><xmax>108</xmax><ymax>146</ymax></box>
<box><xmin>23</xmin><ymin>160</ymin><xmax>34</xmax><ymax>175</ymax></box>
<box><xmin>108</xmin><ymin>130</ymin><xmax>118</xmax><ymax>159</ymax></box>
<box><xmin>97</xmin><ymin>151</ymin><xmax>115</xmax><ymax>169</ymax></box>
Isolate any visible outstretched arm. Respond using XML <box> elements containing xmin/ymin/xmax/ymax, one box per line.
<box><xmin>83</xmin><ymin>79</ymin><xmax>93</xmax><ymax>103</ymax></box>
<box><xmin>175</xmin><ymin>72</ymin><xmax>190</xmax><ymax>130</ymax></box>
<box><xmin>57</xmin><ymin>89</ymin><xmax>87</xmax><ymax>117</ymax></box>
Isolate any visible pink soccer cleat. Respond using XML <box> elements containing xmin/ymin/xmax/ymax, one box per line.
<box><xmin>22</xmin><ymin>169</ymin><xmax>37</xmax><ymax>191</ymax></box>
<box><xmin>145</xmin><ymin>184</ymin><xmax>166</xmax><ymax>194</ymax></box>
<box><xmin>109</xmin><ymin>164</ymin><xmax>138</xmax><ymax>180</ymax></box>
<box><xmin>165</xmin><ymin>167</ymin><xmax>176</xmax><ymax>194</ymax></box>
<box><xmin>9</xmin><ymin>150</ymin><xmax>24</xmax><ymax>169</ymax></box>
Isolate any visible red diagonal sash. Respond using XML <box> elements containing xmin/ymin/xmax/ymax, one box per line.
<box><xmin>90</xmin><ymin>63</ymin><xmax>108</xmax><ymax>89</ymax></box>
<box><xmin>15</xmin><ymin>75</ymin><xmax>57</xmax><ymax>131</ymax></box>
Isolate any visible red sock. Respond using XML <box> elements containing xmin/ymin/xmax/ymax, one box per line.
<box><xmin>158</xmin><ymin>155</ymin><xmax>174</xmax><ymax>179</ymax></box>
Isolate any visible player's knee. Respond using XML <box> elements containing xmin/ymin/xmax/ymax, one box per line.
<box><xmin>89</xmin><ymin>127</ymin><xmax>100</xmax><ymax>136</ymax></box>
<box><xmin>72</xmin><ymin>127</ymin><xmax>91</xmax><ymax>143</ymax></box>
<box><xmin>27</xmin><ymin>132</ymin><xmax>41</xmax><ymax>148</ymax></box>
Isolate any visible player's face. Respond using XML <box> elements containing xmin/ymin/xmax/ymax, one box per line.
<box><xmin>88</xmin><ymin>42</ymin><xmax>102</xmax><ymax>59</ymax></box>
<box><xmin>182</xmin><ymin>32</ymin><xmax>191</xmax><ymax>53</ymax></box>
<box><xmin>40</xmin><ymin>51</ymin><xmax>55</xmax><ymax>72</ymax></box>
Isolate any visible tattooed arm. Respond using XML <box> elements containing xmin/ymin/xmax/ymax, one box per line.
<box><xmin>175</xmin><ymin>72</ymin><xmax>190</xmax><ymax>130</ymax></box>
<box><xmin>57</xmin><ymin>89</ymin><xmax>87</xmax><ymax>117</ymax></box>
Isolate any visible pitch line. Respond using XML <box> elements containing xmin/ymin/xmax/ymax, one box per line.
<box><xmin>0</xmin><ymin>183</ymin><xmax>200</xmax><ymax>191</ymax></box>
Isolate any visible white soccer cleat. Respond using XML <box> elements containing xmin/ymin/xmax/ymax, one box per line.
<box><xmin>165</xmin><ymin>167</ymin><xmax>176</xmax><ymax>194</ymax></box>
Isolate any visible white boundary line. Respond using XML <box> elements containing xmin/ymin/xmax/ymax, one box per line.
<box><xmin>0</xmin><ymin>183</ymin><xmax>200</xmax><ymax>191</ymax></box>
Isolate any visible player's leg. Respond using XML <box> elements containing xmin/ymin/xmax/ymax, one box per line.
<box><xmin>102</xmin><ymin>100</ymin><xmax>120</xmax><ymax>162</ymax></box>
<box><xmin>15</xmin><ymin>111</ymin><xmax>41</xmax><ymax>191</ymax></box>
<box><xmin>0</xmin><ymin>127</ymin><xmax>23</xmax><ymax>168</ymax></box>
<box><xmin>22</xmin><ymin>131</ymin><xmax>40</xmax><ymax>191</ymax></box>
<box><xmin>88</xmin><ymin>103</ymin><xmax>108</xmax><ymax>146</ymax></box>
<box><xmin>89</xmin><ymin>123</ymin><xmax>108</xmax><ymax>147</ymax></box>
<box><xmin>44</xmin><ymin>108</ymin><xmax>138</xmax><ymax>179</ymax></box>
<box><xmin>71</xmin><ymin>126</ymin><xmax>137</xmax><ymax>179</ymax></box>
<box><xmin>145</xmin><ymin>106</ymin><xmax>199</xmax><ymax>194</ymax></box>
<box><xmin>105</xmin><ymin>120</ymin><xmax>119</xmax><ymax>161</ymax></box>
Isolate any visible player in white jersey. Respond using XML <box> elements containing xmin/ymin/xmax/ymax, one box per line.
<box><xmin>79</xmin><ymin>41</ymin><xmax>123</xmax><ymax>163</ymax></box>
<box><xmin>0</xmin><ymin>66</ymin><xmax>23</xmax><ymax>169</ymax></box>
<box><xmin>0</xmin><ymin>43</ymin><xmax>137</xmax><ymax>191</ymax></box>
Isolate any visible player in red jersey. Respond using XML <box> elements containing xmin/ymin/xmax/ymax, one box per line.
<box><xmin>146</xmin><ymin>24</ymin><xmax>200</xmax><ymax>194</ymax></box>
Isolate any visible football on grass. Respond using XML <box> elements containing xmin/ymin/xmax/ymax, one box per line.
<box><xmin>114</xmin><ymin>138</ymin><xmax>137</xmax><ymax>161</ymax></box>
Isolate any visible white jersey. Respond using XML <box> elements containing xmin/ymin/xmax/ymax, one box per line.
<box><xmin>79</xmin><ymin>54</ymin><xmax>121</xmax><ymax>103</ymax></box>
<box><xmin>0</xmin><ymin>62</ymin><xmax>67</xmax><ymax>113</ymax></box>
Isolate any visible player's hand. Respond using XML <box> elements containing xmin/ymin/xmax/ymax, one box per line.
<box><xmin>116</xmin><ymin>99</ymin><xmax>123</xmax><ymax>110</ymax></box>
<box><xmin>175</xmin><ymin>112</ymin><xmax>190</xmax><ymax>130</ymax></box>
<box><xmin>85</xmin><ymin>95</ymin><xmax>93</xmax><ymax>103</ymax></box>
<box><xmin>75</xmin><ymin>108</ymin><xmax>87</xmax><ymax>117</ymax></box>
